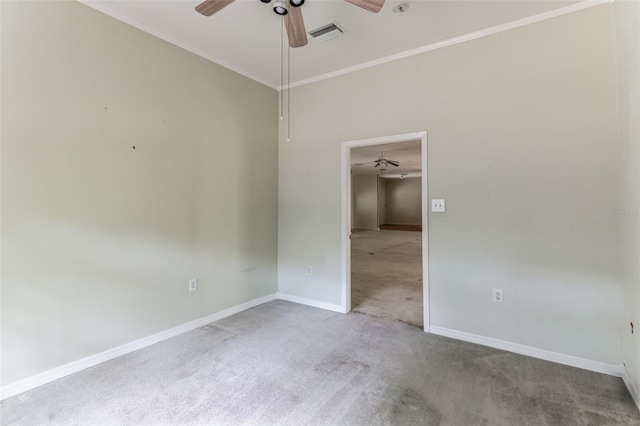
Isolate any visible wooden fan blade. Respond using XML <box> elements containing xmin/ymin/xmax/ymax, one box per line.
<box><xmin>284</xmin><ymin>6</ymin><xmax>308</xmax><ymax>48</ymax></box>
<box><xmin>195</xmin><ymin>0</ymin><xmax>235</xmax><ymax>16</ymax></box>
<box><xmin>388</xmin><ymin>161</ymin><xmax>400</xmax><ymax>166</ymax></box>
<box><xmin>344</xmin><ymin>0</ymin><xmax>384</xmax><ymax>13</ymax></box>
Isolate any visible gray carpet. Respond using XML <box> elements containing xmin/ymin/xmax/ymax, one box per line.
<box><xmin>1</xmin><ymin>300</ymin><xmax>638</xmax><ymax>425</ymax></box>
<box><xmin>351</xmin><ymin>229</ymin><xmax>423</xmax><ymax>328</ymax></box>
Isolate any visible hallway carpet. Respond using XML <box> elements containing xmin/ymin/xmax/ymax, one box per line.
<box><xmin>351</xmin><ymin>229</ymin><xmax>423</xmax><ymax>327</ymax></box>
<box><xmin>1</xmin><ymin>300</ymin><xmax>638</xmax><ymax>425</ymax></box>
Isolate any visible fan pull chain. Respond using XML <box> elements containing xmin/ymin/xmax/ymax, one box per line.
<box><xmin>287</xmin><ymin>38</ymin><xmax>291</xmax><ymax>142</ymax></box>
<box><xmin>280</xmin><ymin>17</ymin><xmax>284</xmax><ymax>121</ymax></box>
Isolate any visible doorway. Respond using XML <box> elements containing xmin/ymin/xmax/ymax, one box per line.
<box><xmin>340</xmin><ymin>132</ymin><xmax>429</xmax><ymax>332</ymax></box>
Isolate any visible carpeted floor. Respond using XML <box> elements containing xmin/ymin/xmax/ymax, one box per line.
<box><xmin>1</xmin><ymin>300</ymin><xmax>638</xmax><ymax>425</ymax></box>
<box><xmin>351</xmin><ymin>229</ymin><xmax>423</xmax><ymax>328</ymax></box>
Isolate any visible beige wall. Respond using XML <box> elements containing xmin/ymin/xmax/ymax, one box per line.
<box><xmin>278</xmin><ymin>5</ymin><xmax>621</xmax><ymax>364</ymax></box>
<box><xmin>1</xmin><ymin>1</ymin><xmax>278</xmax><ymax>385</ymax></box>
<box><xmin>383</xmin><ymin>178</ymin><xmax>422</xmax><ymax>225</ymax></box>
<box><xmin>352</xmin><ymin>174</ymin><xmax>378</xmax><ymax>229</ymax></box>
<box><xmin>616</xmin><ymin>0</ymin><xmax>640</xmax><ymax>402</ymax></box>
<box><xmin>378</xmin><ymin>176</ymin><xmax>387</xmax><ymax>225</ymax></box>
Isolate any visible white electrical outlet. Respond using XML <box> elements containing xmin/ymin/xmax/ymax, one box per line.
<box><xmin>189</xmin><ymin>278</ymin><xmax>198</xmax><ymax>292</ymax></box>
<box><xmin>306</xmin><ymin>266</ymin><xmax>312</xmax><ymax>276</ymax></box>
<box><xmin>431</xmin><ymin>199</ymin><xmax>445</xmax><ymax>212</ymax></box>
<box><xmin>492</xmin><ymin>289</ymin><xmax>503</xmax><ymax>303</ymax></box>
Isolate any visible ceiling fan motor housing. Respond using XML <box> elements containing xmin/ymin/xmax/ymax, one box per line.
<box><xmin>273</xmin><ymin>1</ymin><xmax>288</xmax><ymax>15</ymax></box>
<box><xmin>195</xmin><ymin>0</ymin><xmax>383</xmax><ymax>48</ymax></box>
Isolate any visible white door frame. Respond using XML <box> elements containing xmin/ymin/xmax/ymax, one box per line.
<box><xmin>340</xmin><ymin>131</ymin><xmax>430</xmax><ymax>332</ymax></box>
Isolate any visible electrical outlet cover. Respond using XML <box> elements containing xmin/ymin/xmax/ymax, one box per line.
<box><xmin>431</xmin><ymin>199</ymin><xmax>445</xmax><ymax>212</ymax></box>
<box><xmin>189</xmin><ymin>278</ymin><xmax>198</xmax><ymax>292</ymax></box>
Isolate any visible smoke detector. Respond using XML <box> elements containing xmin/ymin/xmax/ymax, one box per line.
<box><xmin>393</xmin><ymin>3</ymin><xmax>409</xmax><ymax>13</ymax></box>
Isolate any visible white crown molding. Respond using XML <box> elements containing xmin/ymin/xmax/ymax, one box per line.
<box><xmin>277</xmin><ymin>292</ymin><xmax>346</xmax><ymax>313</ymax></box>
<box><xmin>0</xmin><ymin>293</ymin><xmax>277</xmax><ymax>401</ymax></box>
<box><xmin>78</xmin><ymin>0</ymin><xmax>611</xmax><ymax>92</ymax></box>
<box><xmin>622</xmin><ymin>366</ymin><xmax>640</xmax><ymax>411</ymax></box>
<box><xmin>429</xmin><ymin>326</ymin><xmax>623</xmax><ymax>378</ymax></box>
<box><xmin>285</xmin><ymin>0</ymin><xmax>613</xmax><ymax>90</ymax></box>
<box><xmin>77</xmin><ymin>0</ymin><xmax>278</xmax><ymax>90</ymax></box>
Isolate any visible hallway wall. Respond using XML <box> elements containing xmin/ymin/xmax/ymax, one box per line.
<box><xmin>352</xmin><ymin>175</ymin><xmax>378</xmax><ymax>229</ymax></box>
<box><xmin>378</xmin><ymin>177</ymin><xmax>387</xmax><ymax>225</ymax></box>
<box><xmin>383</xmin><ymin>178</ymin><xmax>422</xmax><ymax>226</ymax></box>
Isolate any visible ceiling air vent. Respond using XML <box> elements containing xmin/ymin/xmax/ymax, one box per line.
<box><xmin>308</xmin><ymin>22</ymin><xmax>345</xmax><ymax>42</ymax></box>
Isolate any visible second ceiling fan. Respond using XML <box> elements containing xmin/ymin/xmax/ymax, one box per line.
<box><xmin>195</xmin><ymin>0</ymin><xmax>385</xmax><ymax>48</ymax></box>
<box><xmin>355</xmin><ymin>152</ymin><xmax>400</xmax><ymax>171</ymax></box>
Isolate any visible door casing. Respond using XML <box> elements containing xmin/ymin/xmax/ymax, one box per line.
<box><xmin>340</xmin><ymin>131</ymin><xmax>430</xmax><ymax>332</ymax></box>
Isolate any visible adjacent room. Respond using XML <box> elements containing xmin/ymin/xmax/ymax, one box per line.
<box><xmin>350</xmin><ymin>141</ymin><xmax>424</xmax><ymax>328</ymax></box>
<box><xmin>2</xmin><ymin>0</ymin><xmax>639</xmax><ymax>424</ymax></box>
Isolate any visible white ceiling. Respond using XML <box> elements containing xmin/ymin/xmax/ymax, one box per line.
<box><xmin>351</xmin><ymin>140</ymin><xmax>421</xmax><ymax>176</ymax></box>
<box><xmin>82</xmin><ymin>0</ymin><xmax>584</xmax><ymax>88</ymax></box>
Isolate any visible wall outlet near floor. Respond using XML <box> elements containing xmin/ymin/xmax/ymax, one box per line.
<box><xmin>492</xmin><ymin>289</ymin><xmax>503</xmax><ymax>303</ymax></box>
<box><xmin>188</xmin><ymin>278</ymin><xmax>198</xmax><ymax>292</ymax></box>
<box><xmin>306</xmin><ymin>266</ymin><xmax>312</xmax><ymax>276</ymax></box>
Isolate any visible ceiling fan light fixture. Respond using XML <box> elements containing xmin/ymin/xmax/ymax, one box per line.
<box><xmin>289</xmin><ymin>0</ymin><xmax>304</xmax><ymax>6</ymax></box>
<box><xmin>273</xmin><ymin>1</ymin><xmax>288</xmax><ymax>15</ymax></box>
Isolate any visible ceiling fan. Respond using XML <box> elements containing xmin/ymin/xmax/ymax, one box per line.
<box><xmin>194</xmin><ymin>0</ymin><xmax>385</xmax><ymax>48</ymax></box>
<box><xmin>355</xmin><ymin>152</ymin><xmax>400</xmax><ymax>170</ymax></box>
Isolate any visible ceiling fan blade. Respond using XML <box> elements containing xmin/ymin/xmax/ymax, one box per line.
<box><xmin>284</xmin><ymin>6</ymin><xmax>308</xmax><ymax>48</ymax></box>
<box><xmin>375</xmin><ymin>163</ymin><xmax>380</xmax><ymax>168</ymax></box>
<box><xmin>195</xmin><ymin>0</ymin><xmax>235</xmax><ymax>16</ymax></box>
<box><xmin>344</xmin><ymin>0</ymin><xmax>384</xmax><ymax>13</ymax></box>
<box><xmin>388</xmin><ymin>161</ymin><xmax>400</xmax><ymax>166</ymax></box>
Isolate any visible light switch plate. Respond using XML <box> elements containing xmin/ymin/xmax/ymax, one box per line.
<box><xmin>431</xmin><ymin>199</ymin><xmax>445</xmax><ymax>212</ymax></box>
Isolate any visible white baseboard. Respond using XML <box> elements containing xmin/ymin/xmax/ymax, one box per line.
<box><xmin>277</xmin><ymin>292</ymin><xmax>345</xmax><ymax>313</ymax></box>
<box><xmin>0</xmin><ymin>293</ymin><xmax>277</xmax><ymax>401</ymax></box>
<box><xmin>622</xmin><ymin>366</ymin><xmax>640</xmax><ymax>411</ymax></box>
<box><xmin>429</xmin><ymin>326</ymin><xmax>623</xmax><ymax>377</ymax></box>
